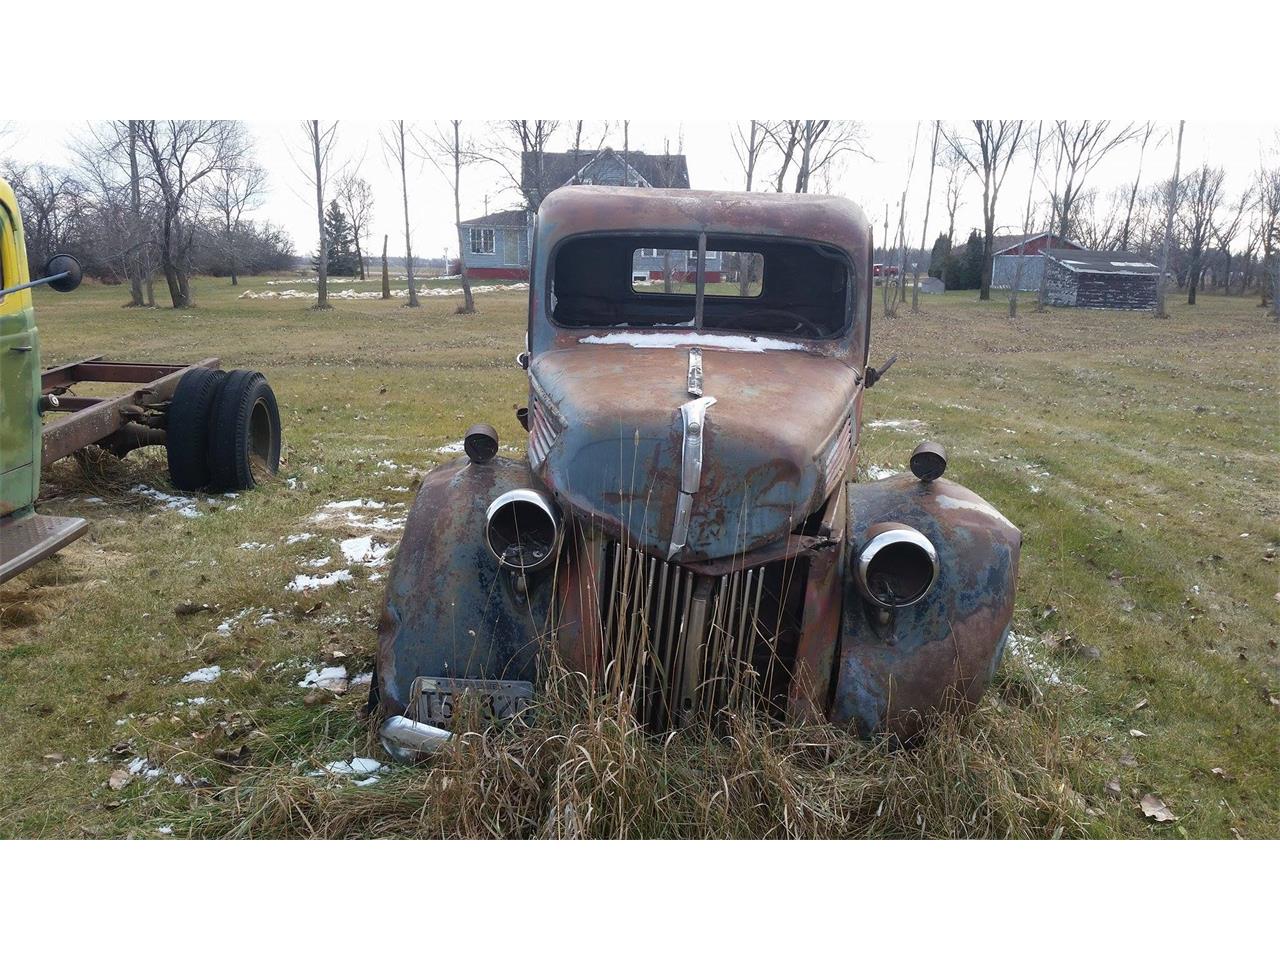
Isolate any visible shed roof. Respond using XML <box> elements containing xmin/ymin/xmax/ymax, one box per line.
<box><xmin>991</xmin><ymin>232</ymin><xmax>1079</xmax><ymax>256</ymax></box>
<box><xmin>1045</xmin><ymin>248</ymin><xmax>1160</xmax><ymax>275</ymax></box>
<box><xmin>460</xmin><ymin>209</ymin><xmax>528</xmax><ymax>228</ymax></box>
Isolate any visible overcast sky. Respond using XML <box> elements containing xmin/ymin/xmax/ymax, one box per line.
<box><xmin>6</xmin><ymin>120</ymin><xmax>1276</xmax><ymax>261</ymax></box>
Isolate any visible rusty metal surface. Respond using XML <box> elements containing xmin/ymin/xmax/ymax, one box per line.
<box><xmin>40</xmin><ymin>357</ymin><xmax>219</xmax><ymax>467</ymax></box>
<box><xmin>529</xmin><ymin>345</ymin><xmax>860</xmax><ymax>563</ymax></box>
<box><xmin>832</xmin><ymin>475</ymin><xmax>1022</xmax><ymax>737</ymax></box>
<box><xmin>375</xmin><ymin>456</ymin><xmax>554</xmax><ymax>718</ymax></box>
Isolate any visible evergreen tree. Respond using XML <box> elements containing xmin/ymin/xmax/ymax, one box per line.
<box><xmin>312</xmin><ymin>199</ymin><xmax>359</xmax><ymax>276</ymax></box>
<box><xmin>928</xmin><ymin>232</ymin><xmax>951</xmax><ymax>280</ymax></box>
<box><xmin>943</xmin><ymin>229</ymin><xmax>985</xmax><ymax>290</ymax></box>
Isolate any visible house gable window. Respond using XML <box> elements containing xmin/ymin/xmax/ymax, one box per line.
<box><xmin>469</xmin><ymin>227</ymin><xmax>495</xmax><ymax>255</ymax></box>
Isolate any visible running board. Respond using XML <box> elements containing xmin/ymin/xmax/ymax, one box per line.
<box><xmin>0</xmin><ymin>511</ymin><xmax>88</xmax><ymax>585</ymax></box>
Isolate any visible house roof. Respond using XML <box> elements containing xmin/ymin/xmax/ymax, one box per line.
<box><xmin>991</xmin><ymin>232</ymin><xmax>1079</xmax><ymax>256</ymax></box>
<box><xmin>1045</xmin><ymin>248</ymin><xmax>1160</xmax><ymax>275</ymax></box>
<box><xmin>459</xmin><ymin>209</ymin><xmax>528</xmax><ymax>228</ymax></box>
<box><xmin>523</xmin><ymin>148</ymin><xmax>690</xmax><ymax>192</ymax></box>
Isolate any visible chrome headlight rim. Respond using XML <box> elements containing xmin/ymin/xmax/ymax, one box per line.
<box><xmin>855</xmin><ymin>523</ymin><xmax>939</xmax><ymax>609</ymax></box>
<box><xmin>484</xmin><ymin>487</ymin><xmax>563</xmax><ymax>573</ymax></box>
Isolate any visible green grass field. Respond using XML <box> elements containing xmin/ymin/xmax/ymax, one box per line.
<box><xmin>1</xmin><ymin>273</ymin><xmax>1275</xmax><ymax>838</ymax></box>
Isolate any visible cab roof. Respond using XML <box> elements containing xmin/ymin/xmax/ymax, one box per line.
<box><xmin>535</xmin><ymin>186</ymin><xmax>872</xmax><ymax>260</ymax></box>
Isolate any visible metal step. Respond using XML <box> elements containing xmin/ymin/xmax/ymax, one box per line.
<box><xmin>0</xmin><ymin>511</ymin><xmax>89</xmax><ymax>585</ymax></box>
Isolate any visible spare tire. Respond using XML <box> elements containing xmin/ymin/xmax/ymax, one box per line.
<box><xmin>207</xmin><ymin>369</ymin><xmax>282</xmax><ymax>492</ymax></box>
<box><xmin>166</xmin><ymin>367</ymin><xmax>228</xmax><ymax>491</ymax></box>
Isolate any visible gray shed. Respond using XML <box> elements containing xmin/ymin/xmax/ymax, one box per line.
<box><xmin>1043</xmin><ymin>249</ymin><xmax>1160</xmax><ymax>310</ymax></box>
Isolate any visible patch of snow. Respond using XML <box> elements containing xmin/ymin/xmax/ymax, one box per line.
<box><xmin>298</xmin><ymin>665</ymin><xmax>348</xmax><ymax>691</ymax></box>
<box><xmin>324</xmin><ymin>498</ymin><xmax>386</xmax><ymax>510</ymax></box>
<box><xmin>435</xmin><ymin>440</ymin><xmax>467</xmax><ymax>454</ymax></box>
<box><xmin>286</xmin><ymin>569</ymin><xmax>353</xmax><ymax>592</ymax></box>
<box><xmin>340</xmin><ymin>535</ymin><xmax>391</xmax><ymax>566</ymax></box>
<box><xmin>131</xmin><ymin>484</ymin><xmax>201</xmax><ymax>517</ymax></box>
<box><xmin>239</xmin><ymin>542</ymin><xmax>267</xmax><ymax>551</ymax></box>
<box><xmin>1005</xmin><ymin>631</ymin><xmax>1062</xmax><ymax>686</ymax></box>
<box><xmin>350</xmin><ymin>672</ymin><xmax>373</xmax><ymax>687</ymax></box>
<box><xmin>866</xmin><ymin>419</ymin><xmax>926</xmax><ymax>432</ymax></box>
<box><xmin>353</xmin><ymin>776</ymin><xmax>380</xmax><ymax>787</ymax></box>
<box><xmin>866</xmin><ymin>465</ymin><xmax>898</xmax><ymax>480</ymax></box>
<box><xmin>579</xmin><ymin>331</ymin><xmax>804</xmax><ymax>353</ymax></box>
<box><xmin>284</xmin><ymin>532</ymin><xmax>314</xmax><ymax>545</ymax></box>
<box><xmin>321</xmin><ymin>757</ymin><xmax>386</xmax><ymax>778</ymax></box>
<box><xmin>180</xmin><ymin>665</ymin><xmax>222</xmax><ymax>684</ymax></box>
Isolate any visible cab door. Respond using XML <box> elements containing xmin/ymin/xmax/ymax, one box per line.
<box><xmin>0</xmin><ymin>193</ymin><xmax>39</xmax><ymax>517</ymax></box>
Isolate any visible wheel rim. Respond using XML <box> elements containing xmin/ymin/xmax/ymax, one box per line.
<box><xmin>247</xmin><ymin>397</ymin><xmax>277</xmax><ymax>481</ymax></box>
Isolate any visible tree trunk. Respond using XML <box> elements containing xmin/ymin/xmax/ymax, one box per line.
<box><xmin>1156</xmin><ymin>121</ymin><xmax>1185</xmax><ymax>319</ymax></box>
<box><xmin>1187</xmin><ymin>253</ymin><xmax>1200</xmax><ymax>305</ymax></box>
<box><xmin>354</xmin><ymin>235</ymin><xmax>365</xmax><ymax>281</ymax></box>
<box><xmin>381</xmin><ymin>234</ymin><xmax>391</xmax><ymax>300</ymax></box>
<box><xmin>127</xmin><ymin>121</ymin><xmax>145</xmax><ymax>307</ymax></box>
<box><xmin>454</xmin><ymin>121</ymin><xmax>475</xmax><ymax>314</ymax></box>
<box><xmin>311</xmin><ymin>121</ymin><xmax>330</xmax><ymax>310</ymax></box>
<box><xmin>399</xmin><ymin>123</ymin><xmax>419</xmax><ymax>308</ymax></box>
<box><xmin>912</xmin><ymin>123</ymin><xmax>939</xmax><ymax>314</ymax></box>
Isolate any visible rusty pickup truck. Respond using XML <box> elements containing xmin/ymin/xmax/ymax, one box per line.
<box><xmin>372</xmin><ymin>186</ymin><xmax>1020</xmax><ymax>758</ymax></box>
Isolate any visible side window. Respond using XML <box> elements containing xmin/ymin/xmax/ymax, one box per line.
<box><xmin>470</xmin><ymin>228</ymin><xmax>495</xmax><ymax>255</ymax></box>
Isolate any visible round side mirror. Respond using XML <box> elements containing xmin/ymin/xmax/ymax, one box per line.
<box><xmin>44</xmin><ymin>254</ymin><xmax>82</xmax><ymax>293</ymax></box>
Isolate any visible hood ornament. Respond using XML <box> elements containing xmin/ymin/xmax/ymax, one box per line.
<box><xmin>668</xmin><ymin>395</ymin><xmax>716</xmax><ymax>560</ymax></box>
<box><xmin>686</xmin><ymin>347</ymin><xmax>703</xmax><ymax>397</ymax></box>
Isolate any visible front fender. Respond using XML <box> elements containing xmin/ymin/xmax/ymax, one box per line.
<box><xmin>832</xmin><ymin>475</ymin><xmax>1021</xmax><ymax>736</ymax></box>
<box><xmin>375</xmin><ymin>457</ymin><xmax>554</xmax><ymax>717</ymax></box>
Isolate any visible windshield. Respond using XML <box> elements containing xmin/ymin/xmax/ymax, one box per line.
<box><xmin>550</xmin><ymin>233</ymin><xmax>852</xmax><ymax>339</ymax></box>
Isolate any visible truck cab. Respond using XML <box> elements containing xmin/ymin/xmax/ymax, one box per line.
<box><xmin>0</xmin><ymin>177</ymin><xmax>87</xmax><ymax>583</ymax></box>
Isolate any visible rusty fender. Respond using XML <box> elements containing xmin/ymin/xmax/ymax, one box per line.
<box><xmin>832</xmin><ymin>475</ymin><xmax>1021</xmax><ymax>737</ymax></box>
<box><xmin>374</xmin><ymin>457</ymin><xmax>554</xmax><ymax>718</ymax></box>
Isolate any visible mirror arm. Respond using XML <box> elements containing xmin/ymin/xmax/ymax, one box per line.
<box><xmin>0</xmin><ymin>271</ymin><xmax>71</xmax><ymax>299</ymax></box>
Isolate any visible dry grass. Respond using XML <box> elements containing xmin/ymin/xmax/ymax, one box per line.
<box><xmin>1</xmin><ymin>274</ymin><xmax>1275</xmax><ymax>839</ymax></box>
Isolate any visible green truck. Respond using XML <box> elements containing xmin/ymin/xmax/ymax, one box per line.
<box><xmin>1</xmin><ymin>175</ymin><xmax>282</xmax><ymax>585</ymax></box>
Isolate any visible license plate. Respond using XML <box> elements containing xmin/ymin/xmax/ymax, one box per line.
<box><xmin>411</xmin><ymin>677</ymin><xmax>534</xmax><ymax>727</ymax></box>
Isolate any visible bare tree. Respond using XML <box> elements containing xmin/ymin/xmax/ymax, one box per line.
<box><xmin>298</xmin><ymin>121</ymin><xmax>340</xmax><ymax>310</ymax></box>
<box><xmin>382</xmin><ymin>120</ymin><xmax>420</xmax><ymax>307</ymax></box>
<box><xmin>1179</xmin><ymin>163</ymin><xmax>1226</xmax><ymax>305</ymax></box>
<box><xmin>1119</xmin><ymin>122</ymin><xmax>1158</xmax><ymax>250</ymax></box>
<box><xmin>1156</xmin><ymin>121</ymin><xmax>1185</xmax><ymax>319</ymax></box>
<box><xmin>1009</xmin><ymin>122</ymin><xmax>1045</xmax><ymax>319</ymax></box>
<box><xmin>765</xmin><ymin>121</ymin><xmax>869</xmax><ymax>193</ymax></box>
<box><xmin>135</xmin><ymin>120</ymin><xmax>246</xmax><ymax>307</ymax></box>
<box><xmin>336</xmin><ymin>170</ymin><xmax>374</xmax><ymax>280</ymax></box>
<box><xmin>887</xmin><ymin>123</ymin><xmax>921</xmax><ymax>316</ymax></box>
<box><xmin>209</xmin><ymin>157</ymin><xmax>266</xmax><ymax>287</ymax></box>
<box><xmin>418</xmin><ymin>121</ymin><xmax>477</xmax><ymax>314</ymax></box>
<box><xmin>1035</xmin><ymin>132</ymin><xmax>1065</xmax><ymax>313</ymax></box>
<box><xmin>475</xmin><ymin>120</ymin><xmax>561</xmax><ymax>210</ymax></box>
<box><xmin>1257</xmin><ymin>162</ymin><xmax>1280</xmax><ymax>314</ymax></box>
<box><xmin>1213</xmin><ymin>186</ymin><xmax>1253</xmax><ymax>294</ymax></box>
<box><xmin>912</xmin><ymin>122</ymin><xmax>940</xmax><ymax>314</ymax></box>
<box><xmin>944</xmin><ymin>121</ymin><xmax>1025</xmax><ymax>300</ymax></box>
<box><xmin>939</xmin><ymin>142</ymin><xmax>969</xmax><ymax>247</ymax></box>
<box><xmin>732</xmin><ymin>121</ymin><xmax>768</xmax><ymax>192</ymax></box>
<box><xmin>1052</xmin><ymin>121</ymin><xmax>1138</xmax><ymax>242</ymax></box>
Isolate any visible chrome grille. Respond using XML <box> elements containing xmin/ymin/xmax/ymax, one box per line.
<box><xmin>598</xmin><ymin>540</ymin><xmax>802</xmax><ymax>728</ymax></box>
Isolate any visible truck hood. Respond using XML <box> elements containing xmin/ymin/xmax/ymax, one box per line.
<box><xmin>529</xmin><ymin>341</ymin><xmax>860</xmax><ymax>562</ymax></box>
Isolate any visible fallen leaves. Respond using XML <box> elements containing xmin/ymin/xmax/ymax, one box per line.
<box><xmin>107</xmin><ymin>769</ymin><xmax>131</xmax><ymax>790</ymax></box>
<box><xmin>1139</xmin><ymin>793</ymin><xmax>1177</xmax><ymax>822</ymax></box>
<box><xmin>1118</xmin><ymin>753</ymin><xmax>1139</xmax><ymax>768</ymax></box>
<box><xmin>1129</xmin><ymin>729</ymin><xmax>1147</xmax><ymax>738</ymax></box>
